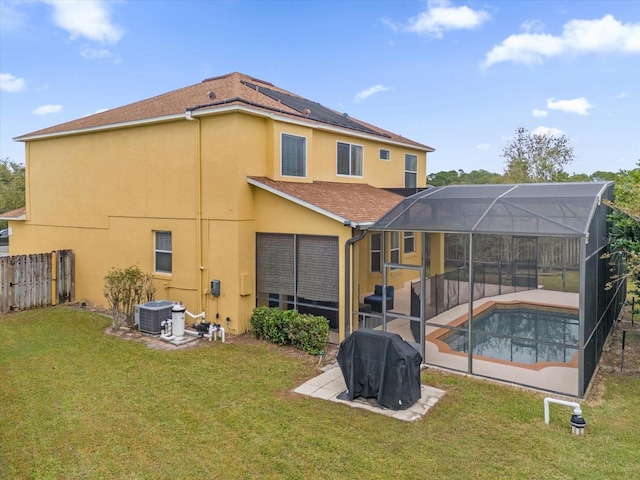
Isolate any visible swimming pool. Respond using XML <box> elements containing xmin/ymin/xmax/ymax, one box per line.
<box><xmin>439</xmin><ymin>303</ymin><xmax>579</xmax><ymax>366</ymax></box>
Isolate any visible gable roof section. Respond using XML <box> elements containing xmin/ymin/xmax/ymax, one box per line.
<box><xmin>247</xmin><ymin>177</ymin><xmax>403</xmax><ymax>228</ymax></box>
<box><xmin>16</xmin><ymin>72</ymin><xmax>432</xmax><ymax>151</ymax></box>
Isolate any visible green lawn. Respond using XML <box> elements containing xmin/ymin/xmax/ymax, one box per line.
<box><xmin>1</xmin><ymin>308</ymin><xmax>638</xmax><ymax>479</ymax></box>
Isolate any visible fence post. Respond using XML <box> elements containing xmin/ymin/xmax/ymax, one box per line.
<box><xmin>51</xmin><ymin>251</ymin><xmax>57</xmax><ymax>306</ymax></box>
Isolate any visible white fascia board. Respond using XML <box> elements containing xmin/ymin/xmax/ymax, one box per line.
<box><xmin>17</xmin><ymin>103</ymin><xmax>432</xmax><ymax>153</ymax></box>
<box><xmin>0</xmin><ymin>213</ymin><xmax>26</xmax><ymax>221</ymax></box>
<box><xmin>190</xmin><ymin>105</ymin><xmax>432</xmax><ymax>152</ymax></box>
<box><xmin>247</xmin><ymin>177</ymin><xmax>361</xmax><ymax>228</ymax></box>
<box><xmin>14</xmin><ymin>113</ymin><xmax>188</xmax><ymax>142</ymax></box>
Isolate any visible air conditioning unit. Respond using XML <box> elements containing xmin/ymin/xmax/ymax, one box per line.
<box><xmin>135</xmin><ymin>300</ymin><xmax>175</xmax><ymax>334</ymax></box>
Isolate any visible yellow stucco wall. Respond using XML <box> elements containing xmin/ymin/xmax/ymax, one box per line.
<box><xmin>11</xmin><ymin>108</ymin><xmax>430</xmax><ymax>338</ymax></box>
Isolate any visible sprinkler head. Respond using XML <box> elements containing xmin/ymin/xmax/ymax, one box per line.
<box><xmin>570</xmin><ymin>414</ymin><xmax>587</xmax><ymax>435</ymax></box>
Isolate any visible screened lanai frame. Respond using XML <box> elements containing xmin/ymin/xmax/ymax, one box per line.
<box><xmin>365</xmin><ymin>182</ymin><xmax>626</xmax><ymax>398</ymax></box>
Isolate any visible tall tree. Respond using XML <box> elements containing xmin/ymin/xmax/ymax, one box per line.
<box><xmin>502</xmin><ymin>127</ymin><xmax>575</xmax><ymax>183</ymax></box>
<box><xmin>606</xmin><ymin>162</ymin><xmax>640</xmax><ymax>292</ymax></box>
<box><xmin>0</xmin><ymin>158</ymin><xmax>25</xmax><ymax>229</ymax></box>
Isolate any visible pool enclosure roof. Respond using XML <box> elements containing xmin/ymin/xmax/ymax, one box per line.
<box><xmin>372</xmin><ymin>182</ymin><xmax>614</xmax><ymax>237</ymax></box>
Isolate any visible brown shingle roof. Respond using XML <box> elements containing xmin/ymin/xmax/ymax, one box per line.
<box><xmin>16</xmin><ymin>72</ymin><xmax>432</xmax><ymax>150</ymax></box>
<box><xmin>248</xmin><ymin>177</ymin><xmax>403</xmax><ymax>226</ymax></box>
<box><xmin>0</xmin><ymin>206</ymin><xmax>26</xmax><ymax>220</ymax></box>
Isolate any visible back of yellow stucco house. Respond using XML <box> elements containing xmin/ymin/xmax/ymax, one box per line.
<box><xmin>6</xmin><ymin>72</ymin><xmax>433</xmax><ymax>341</ymax></box>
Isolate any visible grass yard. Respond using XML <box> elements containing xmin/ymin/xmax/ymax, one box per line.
<box><xmin>1</xmin><ymin>307</ymin><xmax>638</xmax><ymax>479</ymax></box>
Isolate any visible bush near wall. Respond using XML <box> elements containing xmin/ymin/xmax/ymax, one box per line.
<box><xmin>250</xmin><ymin>307</ymin><xmax>329</xmax><ymax>355</ymax></box>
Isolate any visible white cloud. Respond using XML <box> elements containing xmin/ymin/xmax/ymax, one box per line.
<box><xmin>532</xmin><ymin>126</ymin><xmax>564</xmax><ymax>137</ymax></box>
<box><xmin>404</xmin><ymin>0</ymin><xmax>490</xmax><ymax>38</ymax></box>
<box><xmin>45</xmin><ymin>0</ymin><xmax>123</xmax><ymax>44</ymax></box>
<box><xmin>546</xmin><ymin>97</ymin><xmax>593</xmax><ymax>115</ymax></box>
<box><xmin>617</xmin><ymin>91</ymin><xmax>629</xmax><ymax>99</ymax></box>
<box><xmin>476</xmin><ymin>143</ymin><xmax>490</xmax><ymax>151</ymax></box>
<box><xmin>532</xmin><ymin>108</ymin><xmax>548</xmax><ymax>118</ymax></box>
<box><xmin>32</xmin><ymin>104</ymin><xmax>63</xmax><ymax>116</ymax></box>
<box><xmin>354</xmin><ymin>85</ymin><xmax>391</xmax><ymax>103</ymax></box>
<box><xmin>484</xmin><ymin>14</ymin><xmax>640</xmax><ymax>67</ymax></box>
<box><xmin>520</xmin><ymin>19</ymin><xmax>544</xmax><ymax>34</ymax></box>
<box><xmin>80</xmin><ymin>45</ymin><xmax>114</xmax><ymax>60</ymax></box>
<box><xmin>0</xmin><ymin>73</ymin><xmax>26</xmax><ymax>93</ymax></box>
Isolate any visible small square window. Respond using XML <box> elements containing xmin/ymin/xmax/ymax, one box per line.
<box><xmin>380</xmin><ymin>149</ymin><xmax>390</xmax><ymax>161</ymax></box>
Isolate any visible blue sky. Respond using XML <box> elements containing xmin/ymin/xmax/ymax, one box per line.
<box><xmin>1</xmin><ymin>0</ymin><xmax>639</xmax><ymax>175</ymax></box>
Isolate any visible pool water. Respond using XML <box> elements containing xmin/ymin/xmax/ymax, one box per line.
<box><xmin>443</xmin><ymin>306</ymin><xmax>579</xmax><ymax>365</ymax></box>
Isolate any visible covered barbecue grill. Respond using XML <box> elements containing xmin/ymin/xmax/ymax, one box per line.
<box><xmin>337</xmin><ymin>329</ymin><xmax>422</xmax><ymax>410</ymax></box>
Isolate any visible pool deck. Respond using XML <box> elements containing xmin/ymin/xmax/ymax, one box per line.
<box><xmin>369</xmin><ymin>288</ymin><xmax>581</xmax><ymax>397</ymax></box>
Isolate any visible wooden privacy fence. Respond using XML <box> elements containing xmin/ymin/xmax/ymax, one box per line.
<box><xmin>0</xmin><ymin>250</ymin><xmax>74</xmax><ymax>313</ymax></box>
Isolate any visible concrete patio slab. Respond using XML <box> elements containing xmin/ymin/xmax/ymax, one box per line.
<box><xmin>294</xmin><ymin>363</ymin><xmax>445</xmax><ymax>422</ymax></box>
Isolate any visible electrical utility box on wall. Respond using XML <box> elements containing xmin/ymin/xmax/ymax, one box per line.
<box><xmin>211</xmin><ymin>280</ymin><xmax>221</xmax><ymax>297</ymax></box>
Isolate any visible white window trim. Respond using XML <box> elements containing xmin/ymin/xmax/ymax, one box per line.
<box><xmin>379</xmin><ymin>148</ymin><xmax>390</xmax><ymax>161</ymax></box>
<box><xmin>389</xmin><ymin>231</ymin><xmax>400</xmax><ymax>269</ymax></box>
<box><xmin>404</xmin><ymin>231</ymin><xmax>415</xmax><ymax>254</ymax></box>
<box><xmin>281</xmin><ymin>132</ymin><xmax>307</xmax><ymax>178</ymax></box>
<box><xmin>336</xmin><ymin>141</ymin><xmax>364</xmax><ymax>178</ymax></box>
<box><xmin>405</xmin><ymin>153</ymin><xmax>418</xmax><ymax>188</ymax></box>
<box><xmin>154</xmin><ymin>230</ymin><xmax>172</xmax><ymax>274</ymax></box>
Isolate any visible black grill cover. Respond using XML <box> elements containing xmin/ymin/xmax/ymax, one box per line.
<box><xmin>337</xmin><ymin>329</ymin><xmax>422</xmax><ymax>410</ymax></box>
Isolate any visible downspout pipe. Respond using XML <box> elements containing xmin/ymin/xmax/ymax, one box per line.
<box><xmin>344</xmin><ymin>225</ymin><xmax>368</xmax><ymax>339</ymax></box>
<box><xmin>186</xmin><ymin>111</ymin><xmax>204</xmax><ymax>313</ymax></box>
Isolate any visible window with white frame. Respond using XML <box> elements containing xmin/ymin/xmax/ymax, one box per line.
<box><xmin>404</xmin><ymin>231</ymin><xmax>415</xmax><ymax>254</ymax></box>
<box><xmin>405</xmin><ymin>153</ymin><xmax>418</xmax><ymax>188</ymax></box>
<box><xmin>370</xmin><ymin>233</ymin><xmax>381</xmax><ymax>273</ymax></box>
<box><xmin>379</xmin><ymin>148</ymin><xmax>390</xmax><ymax>161</ymax></box>
<box><xmin>281</xmin><ymin>133</ymin><xmax>306</xmax><ymax>177</ymax></box>
<box><xmin>337</xmin><ymin>141</ymin><xmax>363</xmax><ymax>176</ymax></box>
<box><xmin>154</xmin><ymin>231</ymin><xmax>172</xmax><ymax>274</ymax></box>
<box><xmin>390</xmin><ymin>232</ymin><xmax>400</xmax><ymax>267</ymax></box>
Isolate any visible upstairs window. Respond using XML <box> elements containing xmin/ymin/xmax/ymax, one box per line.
<box><xmin>337</xmin><ymin>142</ymin><xmax>363</xmax><ymax>176</ymax></box>
<box><xmin>154</xmin><ymin>231</ymin><xmax>172</xmax><ymax>274</ymax></box>
<box><xmin>379</xmin><ymin>149</ymin><xmax>390</xmax><ymax>161</ymax></box>
<box><xmin>282</xmin><ymin>133</ymin><xmax>306</xmax><ymax>177</ymax></box>
<box><xmin>405</xmin><ymin>154</ymin><xmax>418</xmax><ymax>188</ymax></box>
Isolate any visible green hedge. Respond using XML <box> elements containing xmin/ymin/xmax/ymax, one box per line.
<box><xmin>250</xmin><ymin>307</ymin><xmax>329</xmax><ymax>355</ymax></box>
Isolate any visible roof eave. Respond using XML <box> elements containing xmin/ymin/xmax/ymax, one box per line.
<box><xmin>247</xmin><ymin>177</ymin><xmax>368</xmax><ymax>228</ymax></box>
<box><xmin>16</xmin><ymin>104</ymin><xmax>434</xmax><ymax>152</ymax></box>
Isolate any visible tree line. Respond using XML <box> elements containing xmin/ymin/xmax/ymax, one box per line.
<box><xmin>428</xmin><ymin>126</ymin><xmax>625</xmax><ymax>186</ymax></box>
<box><xmin>0</xmin><ymin>158</ymin><xmax>25</xmax><ymax>230</ymax></box>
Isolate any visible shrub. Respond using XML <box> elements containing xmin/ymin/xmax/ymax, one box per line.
<box><xmin>249</xmin><ymin>307</ymin><xmax>329</xmax><ymax>354</ymax></box>
<box><xmin>104</xmin><ymin>265</ymin><xmax>155</xmax><ymax>331</ymax></box>
<box><xmin>285</xmin><ymin>313</ymin><xmax>329</xmax><ymax>355</ymax></box>
<box><xmin>249</xmin><ymin>306</ymin><xmax>288</xmax><ymax>345</ymax></box>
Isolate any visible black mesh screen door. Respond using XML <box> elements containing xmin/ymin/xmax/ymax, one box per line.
<box><xmin>512</xmin><ymin>236</ymin><xmax>538</xmax><ymax>288</ymax></box>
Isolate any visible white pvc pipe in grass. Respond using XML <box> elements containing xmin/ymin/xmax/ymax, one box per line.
<box><xmin>544</xmin><ymin>397</ymin><xmax>582</xmax><ymax>424</ymax></box>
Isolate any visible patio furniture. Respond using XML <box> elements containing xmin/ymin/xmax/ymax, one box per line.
<box><xmin>363</xmin><ymin>285</ymin><xmax>394</xmax><ymax>312</ymax></box>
